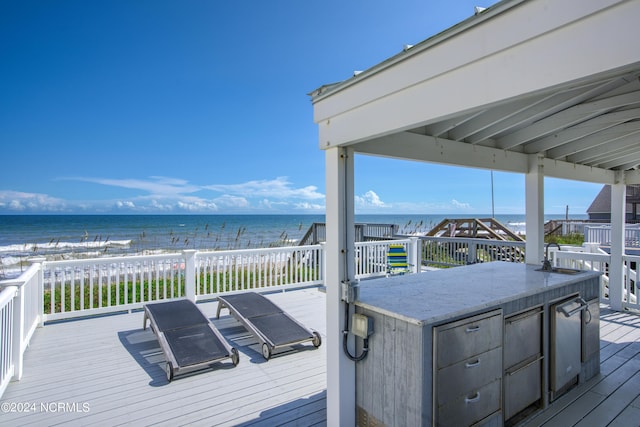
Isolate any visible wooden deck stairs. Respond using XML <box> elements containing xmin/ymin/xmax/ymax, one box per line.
<box><xmin>426</xmin><ymin>218</ymin><xmax>525</xmax><ymax>241</ymax></box>
<box><xmin>426</xmin><ymin>218</ymin><xmax>525</xmax><ymax>264</ymax></box>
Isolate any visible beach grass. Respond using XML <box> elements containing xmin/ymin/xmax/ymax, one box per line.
<box><xmin>42</xmin><ymin>265</ymin><xmax>321</xmax><ymax>314</ymax></box>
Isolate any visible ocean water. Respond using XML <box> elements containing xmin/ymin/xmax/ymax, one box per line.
<box><xmin>0</xmin><ymin>213</ymin><xmax>585</xmax><ymax>279</ymax></box>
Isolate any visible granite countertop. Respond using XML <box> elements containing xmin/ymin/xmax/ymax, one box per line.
<box><xmin>354</xmin><ymin>261</ymin><xmax>601</xmax><ymax>325</ymax></box>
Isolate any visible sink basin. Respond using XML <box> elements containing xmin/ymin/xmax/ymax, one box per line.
<box><xmin>536</xmin><ymin>267</ymin><xmax>582</xmax><ymax>275</ymax></box>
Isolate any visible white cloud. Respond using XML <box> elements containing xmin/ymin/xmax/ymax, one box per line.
<box><xmin>204</xmin><ymin>176</ymin><xmax>324</xmax><ymax>200</ymax></box>
<box><xmin>176</xmin><ymin>200</ymin><xmax>218</xmax><ymax>211</ymax></box>
<box><xmin>355</xmin><ymin>190</ymin><xmax>388</xmax><ymax>208</ymax></box>
<box><xmin>0</xmin><ymin>190</ymin><xmax>68</xmax><ymax>212</ymax></box>
<box><xmin>0</xmin><ymin>176</ymin><xmax>328</xmax><ymax>214</ymax></box>
<box><xmin>451</xmin><ymin>199</ymin><xmax>471</xmax><ymax>209</ymax></box>
<box><xmin>67</xmin><ymin>176</ymin><xmax>200</xmax><ymax>196</ymax></box>
<box><xmin>115</xmin><ymin>200</ymin><xmax>136</xmax><ymax>209</ymax></box>
<box><xmin>294</xmin><ymin>202</ymin><xmax>325</xmax><ymax>210</ymax></box>
<box><xmin>213</xmin><ymin>195</ymin><xmax>249</xmax><ymax>208</ymax></box>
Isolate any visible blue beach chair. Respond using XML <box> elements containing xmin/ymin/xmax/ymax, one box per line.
<box><xmin>387</xmin><ymin>244</ymin><xmax>410</xmax><ymax>275</ymax></box>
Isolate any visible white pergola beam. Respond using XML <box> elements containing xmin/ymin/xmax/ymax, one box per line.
<box><xmin>353</xmin><ymin>131</ymin><xmax>617</xmax><ymax>184</ymax></box>
<box><xmin>355</xmin><ymin>132</ymin><xmax>528</xmax><ymax>173</ymax></box>
<box><xmin>524</xmin><ymin>107</ymin><xmax>640</xmax><ymax>154</ymax></box>
<box><xmin>600</xmin><ymin>152</ymin><xmax>640</xmax><ymax>170</ymax></box>
<box><xmin>424</xmin><ymin>111</ymin><xmax>482</xmax><ymax>138</ymax></box>
<box><xmin>448</xmin><ymin>98</ymin><xmax>538</xmax><ymax>141</ymax></box>
<box><xmin>497</xmin><ymin>92</ymin><xmax>640</xmax><ymax>149</ymax></box>
<box><xmin>551</xmin><ymin>120</ymin><xmax>640</xmax><ymax>160</ymax></box>
<box><xmin>465</xmin><ymin>80</ymin><xmax>623</xmax><ymax>144</ymax></box>
<box><xmin>625</xmin><ymin>169</ymin><xmax>640</xmax><ymax>185</ymax></box>
<box><xmin>541</xmin><ymin>158</ymin><xmax>615</xmax><ymax>184</ymax></box>
<box><xmin>314</xmin><ymin>0</ymin><xmax>639</xmax><ymax>149</ymax></box>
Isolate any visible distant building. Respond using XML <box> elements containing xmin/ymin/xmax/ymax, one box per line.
<box><xmin>587</xmin><ymin>185</ymin><xmax>640</xmax><ymax>222</ymax></box>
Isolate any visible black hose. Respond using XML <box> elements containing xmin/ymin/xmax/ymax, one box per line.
<box><xmin>342</xmin><ymin>301</ymin><xmax>369</xmax><ymax>362</ymax></box>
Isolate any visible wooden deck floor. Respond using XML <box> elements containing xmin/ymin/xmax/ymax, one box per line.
<box><xmin>523</xmin><ymin>307</ymin><xmax>640</xmax><ymax>427</ymax></box>
<box><xmin>0</xmin><ymin>288</ymin><xmax>327</xmax><ymax>427</ymax></box>
<box><xmin>2</xmin><ymin>289</ymin><xmax>640</xmax><ymax>427</ymax></box>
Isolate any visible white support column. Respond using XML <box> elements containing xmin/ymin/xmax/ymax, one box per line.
<box><xmin>609</xmin><ymin>176</ymin><xmax>626</xmax><ymax>311</ymax></box>
<box><xmin>325</xmin><ymin>146</ymin><xmax>356</xmax><ymax>427</ymax></box>
<box><xmin>525</xmin><ymin>155</ymin><xmax>545</xmax><ymax>266</ymax></box>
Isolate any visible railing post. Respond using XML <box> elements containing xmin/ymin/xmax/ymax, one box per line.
<box><xmin>12</xmin><ymin>282</ymin><xmax>25</xmax><ymax>381</ymax></box>
<box><xmin>583</xmin><ymin>242</ymin><xmax>600</xmax><ymax>254</ymax></box>
<box><xmin>409</xmin><ymin>237</ymin><xmax>421</xmax><ymax>273</ymax></box>
<box><xmin>183</xmin><ymin>250</ymin><xmax>197</xmax><ymax>301</ymax></box>
<box><xmin>468</xmin><ymin>241</ymin><xmax>477</xmax><ymax>264</ymax></box>
<box><xmin>30</xmin><ymin>257</ymin><xmax>46</xmax><ymax>328</ymax></box>
<box><xmin>319</xmin><ymin>242</ymin><xmax>326</xmax><ymax>285</ymax></box>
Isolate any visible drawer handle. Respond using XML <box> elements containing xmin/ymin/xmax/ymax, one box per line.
<box><xmin>465</xmin><ymin>325</ymin><xmax>480</xmax><ymax>333</ymax></box>
<box><xmin>465</xmin><ymin>359</ymin><xmax>481</xmax><ymax>368</ymax></box>
<box><xmin>506</xmin><ymin>356</ymin><xmax>542</xmax><ymax>376</ymax></box>
<box><xmin>465</xmin><ymin>392</ymin><xmax>480</xmax><ymax>403</ymax></box>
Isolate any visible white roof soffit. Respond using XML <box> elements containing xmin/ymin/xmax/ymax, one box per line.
<box><xmin>311</xmin><ymin>0</ymin><xmax>640</xmax><ymax>185</ymax></box>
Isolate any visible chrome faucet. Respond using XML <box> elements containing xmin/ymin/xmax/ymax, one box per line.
<box><xmin>542</xmin><ymin>242</ymin><xmax>561</xmax><ymax>271</ymax></box>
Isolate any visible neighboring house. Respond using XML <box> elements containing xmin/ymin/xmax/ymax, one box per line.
<box><xmin>587</xmin><ymin>185</ymin><xmax>640</xmax><ymax>221</ymax></box>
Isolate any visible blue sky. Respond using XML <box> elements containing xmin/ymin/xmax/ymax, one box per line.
<box><xmin>0</xmin><ymin>0</ymin><xmax>603</xmax><ymax>216</ymax></box>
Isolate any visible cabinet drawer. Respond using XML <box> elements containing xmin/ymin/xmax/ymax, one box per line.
<box><xmin>504</xmin><ymin>308</ymin><xmax>542</xmax><ymax>369</ymax></box>
<box><xmin>436</xmin><ymin>379</ymin><xmax>502</xmax><ymax>427</ymax></box>
<box><xmin>504</xmin><ymin>357</ymin><xmax>542</xmax><ymax>420</ymax></box>
<box><xmin>436</xmin><ymin>310</ymin><xmax>502</xmax><ymax>368</ymax></box>
<box><xmin>436</xmin><ymin>346</ymin><xmax>502</xmax><ymax>407</ymax></box>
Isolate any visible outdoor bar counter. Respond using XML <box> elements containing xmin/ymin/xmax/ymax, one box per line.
<box><xmin>353</xmin><ymin>261</ymin><xmax>601</xmax><ymax>427</ymax></box>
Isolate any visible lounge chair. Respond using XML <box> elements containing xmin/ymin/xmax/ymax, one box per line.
<box><xmin>216</xmin><ymin>292</ymin><xmax>321</xmax><ymax>360</ymax></box>
<box><xmin>143</xmin><ymin>299</ymin><xmax>239</xmax><ymax>381</ymax></box>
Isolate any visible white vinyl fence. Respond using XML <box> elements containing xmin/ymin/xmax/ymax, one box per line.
<box><xmin>0</xmin><ymin>263</ymin><xmax>41</xmax><ymax>397</ymax></box>
<box><xmin>195</xmin><ymin>245</ymin><xmax>325</xmax><ymax>298</ymax></box>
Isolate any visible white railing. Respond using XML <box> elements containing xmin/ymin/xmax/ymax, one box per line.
<box><xmin>195</xmin><ymin>245</ymin><xmax>324</xmax><ymax>299</ymax></box>
<box><xmin>0</xmin><ymin>263</ymin><xmax>42</xmax><ymax>397</ymax></box>
<box><xmin>622</xmin><ymin>255</ymin><xmax>640</xmax><ymax>311</ymax></box>
<box><xmin>584</xmin><ymin>224</ymin><xmax>640</xmax><ymax>248</ymax></box>
<box><xmin>1</xmin><ymin>237</ymin><xmax>637</xmax><ymax>400</ymax></box>
<box><xmin>36</xmin><ymin>245</ymin><xmax>331</xmax><ymax>321</ymax></box>
<box><xmin>0</xmin><ymin>286</ymin><xmax>16</xmax><ymax>398</ymax></box>
<box><xmin>42</xmin><ymin>253</ymin><xmax>189</xmax><ymax>322</ymax></box>
<box><xmin>420</xmin><ymin>236</ymin><xmax>526</xmax><ymax>267</ymax></box>
<box><xmin>3</xmin><ymin>240</ymin><xmax>418</xmax><ymax>325</ymax></box>
<box><xmin>552</xmin><ymin>245</ymin><xmax>611</xmax><ymax>303</ymax></box>
<box><xmin>354</xmin><ymin>238</ymin><xmax>421</xmax><ymax>279</ymax></box>
<box><xmin>551</xmin><ymin>244</ymin><xmax>639</xmax><ymax>309</ymax></box>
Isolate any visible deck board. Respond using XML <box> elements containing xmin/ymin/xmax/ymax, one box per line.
<box><xmin>1</xmin><ymin>288</ymin><xmax>327</xmax><ymax>426</ymax></box>
<box><xmin>524</xmin><ymin>307</ymin><xmax>640</xmax><ymax>427</ymax></box>
<box><xmin>3</xmin><ymin>292</ymin><xmax>640</xmax><ymax>427</ymax></box>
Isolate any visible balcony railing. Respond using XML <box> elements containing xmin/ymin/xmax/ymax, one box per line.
<box><xmin>584</xmin><ymin>224</ymin><xmax>640</xmax><ymax>248</ymax></box>
<box><xmin>420</xmin><ymin>236</ymin><xmax>525</xmax><ymax>267</ymax></box>
<box><xmin>0</xmin><ymin>264</ymin><xmax>40</xmax><ymax>397</ymax></box>
<box><xmin>1</xmin><ymin>236</ymin><xmax>637</xmax><ymax>400</ymax></box>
